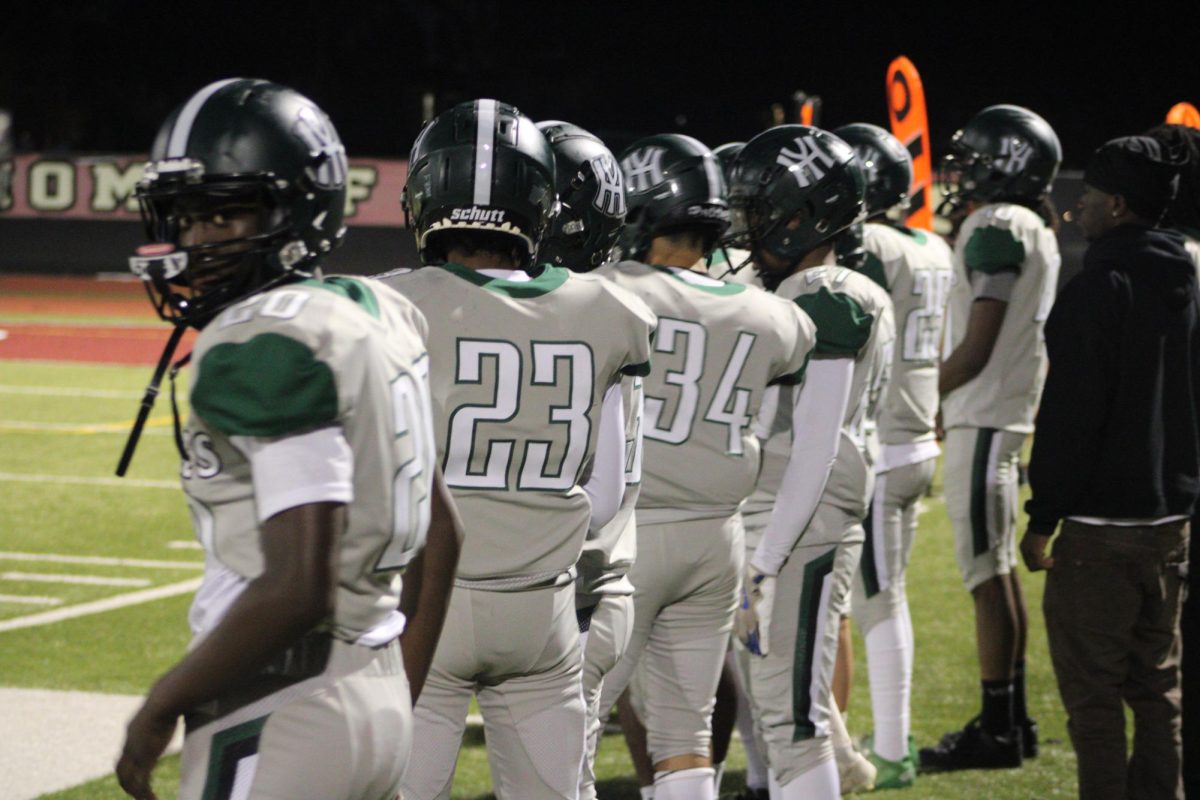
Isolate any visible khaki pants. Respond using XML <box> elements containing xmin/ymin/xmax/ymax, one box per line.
<box><xmin>179</xmin><ymin>638</ymin><xmax>410</xmax><ymax>800</ymax></box>
<box><xmin>597</xmin><ymin>514</ymin><xmax>743</xmax><ymax>764</ymax></box>
<box><xmin>578</xmin><ymin>592</ymin><xmax>634</xmax><ymax>800</ymax></box>
<box><xmin>735</xmin><ymin>503</ymin><xmax>863</xmax><ymax>786</ymax></box>
<box><xmin>943</xmin><ymin>427</ymin><xmax>1025</xmax><ymax>591</ymax></box>
<box><xmin>1044</xmin><ymin>520</ymin><xmax>1189</xmax><ymax>800</ymax></box>
<box><xmin>851</xmin><ymin>456</ymin><xmax>937</xmax><ymax>632</ymax></box>
<box><xmin>401</xmin><ymin>583</ymin><xmax>585</xmax><ymax>800</ymax></box>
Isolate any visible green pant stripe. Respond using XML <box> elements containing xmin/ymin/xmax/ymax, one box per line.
<box><xmin>860</xmin><ymin>499</ymin><xmax>881</xmax><ymax>598</ymax></box>
<box><xmin>202</xmin><ymin>715</ymin><xmax>270</xmax><ymax>800</ymax></box>
<box><xmin>970</xmin><ymin>428</ymin><xmax>996</xmax><ymax>557</ymax></box>
<box><xmin>792</xmin><ymin>548</ymin><xmax>837</xmax><ymax>742</ymax></box>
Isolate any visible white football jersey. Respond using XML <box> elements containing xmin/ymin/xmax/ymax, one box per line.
<box><xmin>182</xmin><ymin>277</ymin><xmax>434</xmax><ymax>643</ymax></box>
<box><xmin>942</xmin><ymin>202</ymin><xmax>1060</xmax><ymax>433</ymax></box>
<box><xmin>860</xmin><ymin>222</ymin><xmax>954</xmax><ymax>444</ymax></box>
<box><xmin>381</xmin><ymin>264</ymin><xmax>656</xmax><ymax>590</ymax></box>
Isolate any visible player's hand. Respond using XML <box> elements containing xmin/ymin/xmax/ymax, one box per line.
<box><xmin>116</xmin><ymin>701</ymin><xmax>177</xmax><ymax>800</ymax></box>
<box><xmin>934</xmin><ymin>408</ymin><xmax>945</xmax><ymax>442</ymax></box>
<box><xmin>735</xmin><ymin>565</ymin><xmax>776</xmax><ymax>657</ymax></box>
<box><xmin>1020</xmin><ymin>530</ymin><xmax>1055</xmax><ymax>572</ymax></box>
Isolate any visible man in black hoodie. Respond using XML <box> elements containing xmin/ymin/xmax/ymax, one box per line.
<box><xmin>1021</xmin><ymin>136</ymin><xmax>1197</xmax><ymax>800</ymax></box>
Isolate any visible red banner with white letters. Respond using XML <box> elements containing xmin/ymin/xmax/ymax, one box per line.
<box><xmin>0</xmin><ymin>153</ymin><xmax>409</xmax><ymax>226</ymax></box>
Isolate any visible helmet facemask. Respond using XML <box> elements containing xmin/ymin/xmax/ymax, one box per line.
<box><xmin>132</xmin><ymin>170</ymin><xmax>312</xmax><ymax>328</ymax></box>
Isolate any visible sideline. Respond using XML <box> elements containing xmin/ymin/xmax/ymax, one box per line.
<box><xmin>0</xmin><ymin>687</ymin><xmax>184</xmax><ymax>800</ymax></box>
<box><xmin>0</xmin><ymin>472</ymin><xmax>178</xmax><ymax>489</ymax></box>
<box><xmin>0</xmin><ymin>578</ymin><xmax>202</xmax><ymax>633</ymax></box>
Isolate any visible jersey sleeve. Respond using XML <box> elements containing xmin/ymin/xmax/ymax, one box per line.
<box><xmin>610</xmin><ymin>285</ymin><xmax>657</xmax><ymax>377</ymax></box>
<box><xmin>792</xmin><ymin>287</ymin><xmax>875</xmax><ymax>359</ymax></box>
<box><xmin>769</xmin><ymin>302</ymin><xmax>817</xmax><ymax>386</ymax></box>
<box><xmin>964</xmin><ymin>225</ymin><xmax>1026</xmax><ymax>275</ymax></box>
<box><xmin>192</xmin><ymin>331</ymin><xmax>342</xmax><ymax>437</ymax></box>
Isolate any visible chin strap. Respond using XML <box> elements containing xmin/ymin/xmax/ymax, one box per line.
<box><xmin>115</xmin><ymin>323</ymin><xmax>189</xmax><ymax>477</ymax></box>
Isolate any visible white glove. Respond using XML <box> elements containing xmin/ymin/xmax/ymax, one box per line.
<box><xmin>735</xmin><ymin>565</ymin><xmax>776</xmax><ymax>656</ymax></box>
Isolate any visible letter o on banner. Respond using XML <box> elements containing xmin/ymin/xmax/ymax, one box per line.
<box><xmin>28</xmin><ymin>161</ymin><xmax>76</xmax><ymax>211</ymax></box>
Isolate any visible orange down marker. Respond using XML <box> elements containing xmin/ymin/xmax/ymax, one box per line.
<box><xmin>887</xmin><ymin>56</ymin><xmax>933</xmax><ymax>230</ymax></box>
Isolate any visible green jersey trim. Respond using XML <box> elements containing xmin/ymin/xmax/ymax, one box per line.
<box><xmin>860</xmin><ymin>252</ymin><xmax>889</xmax><ymax>291</ymax></box>
<box><xmin>964</xmin><ymin>226</ymin><xmax>1025</xmax><ymax>275</ymax></box>
<box><xmin>649</xmin><ymin>264</ymin><xmax>747</xmax><ymax>296</ymax></box>
<box><xmin>900</xmin><ymin>226</ymin><xmax>929</xmax><ymax>245</ymax></box>
<box><xmin>438</xmin><ymin>262</ymin><xmax>570</xmax><ymax>298</ymax></box>
<box><xmin>621</xmin><ymin>360</ymin><xmax>652</xmax><ymax>377</ymax></box>
<box><xmin>793</xmin><ymin>287</ymin><xmax>874</xmax><ymax>358</ymax></box>
<box><xmin>202</xmin><ymin>714</ymin><xmax>269</xmax><ymax>800</ymax></box>
<box><xmin>769</xmin><ymin>347</ymin><xmax>811</xmax><ymax>386</ymax></box>
<box><xmin>301</xmin><ymin>276</ymin><xmax>380</xmax><ymax>319</ymax></box>
<box><xmin>193</xmin><ymin>333</ymin><xmax>339</xmax><ymax>437</ymax></box>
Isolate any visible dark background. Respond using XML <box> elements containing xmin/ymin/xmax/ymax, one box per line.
<box><xmin>2</xmin><ymin>1</ymin><xmax>1196</xmax><ymax>165</ymax></box>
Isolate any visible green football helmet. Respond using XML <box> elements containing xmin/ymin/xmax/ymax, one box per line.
<box><xmin>536</xmin><ymin>120</ymin><xmax>626</xmax><ymax>271</ymax></box>
<box><xmin>724</xmin><ymin>125</ymin><xmax>865</xmax><ymax>271</ymax></box>
<box><xmin>939</xmin><ymin>104</ymin><xmax>1061</xmax><ymax>214</ymax></box>
<box><xmin>833</xmin><ymin>123</ymin><xmax>913</xmax><ymax>217</ymax></box>
<box><xmin>616</xmin><ymin>133</ymin><xmax>729</xmax><ymax>261</ymax></box>
<box><xmin>404</xmin><ymin>99</ymin><xmax>557</xmax><ymax>268</ymax></box>
<box><xmin>712</xmin><ymin>142</ymin><xmax>745</xmax><ymax>184</ymax></box>
<box><xmin>130</xmin><ymin>78</ymin><xmax>349</xmax><ymax>328</ymax></box>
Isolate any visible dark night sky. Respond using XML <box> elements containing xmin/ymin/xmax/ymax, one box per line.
<box><xmin>3</xmin><ymin>1</ymin><xmax>1197</xmax><ymax>168</ymax></box>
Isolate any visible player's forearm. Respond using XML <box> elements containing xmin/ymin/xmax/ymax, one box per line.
<box><xmin>938</xmin><ymin>346</ymin><xmax>987</xmax><ymax>395</ymax></box>
<box><xmin>143</xmin><ymin>503</ymin><xmax>342</xmax><ymax>720</ymax></box>
<box><xmin>400</xmin><ymin>469</ymin><xmax>463</xmax><ymax>702</ymax></box>
<box><xmin>751</xmin><ymin>359</ymin><xmax>852</xmax><ymax>575</ymax></box>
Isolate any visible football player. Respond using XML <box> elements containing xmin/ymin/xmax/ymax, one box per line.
<box><xmin>380</xmin><ymin>100</ymin><xmax>656</xmax><ymax>800</ymax></box>
<box><xmin>535</xmin><ymin>118</ymin><xmax>638</xmax><ymax>800</ymax></box>
<box><xmin>114</xmin><ymin>79</ymin><xmax>461</xmax><ymax>800</ymax></box>
<box><xmin>832</xmin><ymin>122</ymin><xmax>954</xmax><ymax>789</ymax></box>
<box><xmin>725</xmin><ymin>125</ymin><xmax>895</xmax><ymax>799</ymax></box>
<box><xmin>920</xmin><ymin>105</ymin><xmax>1061</xmax><ymax>771</ymax></box>
<box><xmin>592</xmin><ymin>132</ymin><xmax>821</xmax><ymax>800</ymax></box>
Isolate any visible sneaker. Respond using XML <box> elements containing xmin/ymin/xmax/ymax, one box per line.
<box><xmin>918</xmin><ymin>718</ymin><xmax>1023</xmax><ymax>772</ymax></box>
<box><xmin>838</xmin><ymin>749</ymin><xmax>877</xmax><ymax>793</ymax></box>
<box><xmin>1020</xmin><ymin>717</ymin><xmax>1038</xmax><ymax>759</ymax></box>
<box><xmin>867</xmin><ymin>749</ymin><xmax>917</xmax><ymax>790</ymax></box>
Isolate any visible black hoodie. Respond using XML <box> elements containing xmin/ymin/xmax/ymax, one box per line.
<box><xmin>1026</xmin><ymin>224</ymin><xmax>1200</xmax><ymax>533</ymax></box>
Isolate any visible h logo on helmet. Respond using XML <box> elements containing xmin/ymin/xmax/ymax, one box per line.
<box><xmin>294</xmin><ymin>106</ymin><xmax>348</xmax><ymax>189</ymax></box>
<box><xmin>777</xmin><ymin>136</ymin><xmax>837</xmax><ymax>188</ymax></box>
<box><xmin>590</xmin><ymin>154</ymin><xmax>627</xmax><ymax>217</ymax></box>
<box><xmin>995</xmin><ymin>136</ymin><xmax>1033</xmax><ymax>176</ymax></box>
<box><xmin>853</xmin><ymin>145</ymin><xmax>880</xmax><ymax>187</ymax></box>
<box><xmin>621</xmin><ymin>147</ymin><xmax>666</xmax><ymax>194</ymax></box>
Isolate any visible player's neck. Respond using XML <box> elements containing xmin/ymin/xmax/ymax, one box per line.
<box><xmin>645</xmin><ymin>239</ymin><xmax>705</xmax><ymax>271</ymax></box>
<box><xmin>446</xmin><ymin>250</ymin><xmax>521</xmax><ymax>270</ymax></box>
<box><xmin>791</xmin><ymin>242</ymin><xmax>836</xmax><ymax>274</ymax></box>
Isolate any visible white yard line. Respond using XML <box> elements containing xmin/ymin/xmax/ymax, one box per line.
<box><xmin>1</xmin><ymin>571</ymin><xmax>151</xmax><ymax>587</ymax></box>
<box><xmin>168</xmin><ymin>540</ymin><xmax>202</xmax><ymax>549</ymax></box>
<box><xmin>0</xmin><ymin>552</ymin><xmax>202</xmax><ymax>570</ymax></box>
<box><xmin>0</xmin><ymin>419</ymin><xmax>170</xmax><ymax>435</ymax></box>
<box><xmin>0</xmin><ymin>385</ymin><xmax>142</xmax><ymax>399</ymax></box>
<box><xmin>0</xmin><ymin>472</ymin><xmax>178</xmax><ymax>489</ymax></box>
<box><xmin>0</xmin><ymin>577</ymin><xmax>202</xmax><ymax>633</ymax></box>
<box><xmin>0</xmin><ymin>594</ymin><xmax>62</xmax><ymax>606</ymax></box>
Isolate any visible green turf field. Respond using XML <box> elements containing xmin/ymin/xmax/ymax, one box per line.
<box><xmin>0</xmin><ymin>358</ymin><xmax>1078</xmax><ymax>798</ymax></box>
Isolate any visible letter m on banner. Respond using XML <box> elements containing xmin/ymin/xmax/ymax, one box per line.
<box><xmin>777</xmin><ymin>136</ymin><xmax>836</xmax><ymax>188</ymax></box>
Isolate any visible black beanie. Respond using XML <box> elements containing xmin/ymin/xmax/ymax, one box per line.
<box><xmin>1084</xmin><ymin>136</ymin><xmax>1182</xmax><ymax>222</ymax></box>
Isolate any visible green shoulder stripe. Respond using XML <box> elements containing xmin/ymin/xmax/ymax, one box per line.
<box><xmin>192</xmin><ymin>333</ymin><xmax>339</xmax><ymax>437</ymax></box>
<box><xmin>793</xmin><ymin>287</ymin><xmax>874</xmax><ymax>358</ymax></box>
<box><xmin>964</xmin><ymin>226</ymin><xmax>1025</xmax><ymax>274</ymax></box>
<box><xmin>439</xmin><ymin>262</ymin><xmax>569</xmax><ymax>298</ymax></box>
<box><xmin>860</xmin><ymin>253</ymin><xmax>889</xmax><ymax>291</ymax></box>
<box><xmin>302</xmin><ymin>276</ymin><xmax>380</xmax><ymax>319</ymax></box>
<box><xmin>768</xmin><ymin>347</ymin><xmax>811</xmax><ymax>387</ymax></box>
